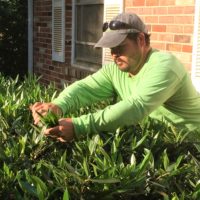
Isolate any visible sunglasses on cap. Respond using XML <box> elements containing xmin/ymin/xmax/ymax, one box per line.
<box><xmin>102</xmin><ymin>20</ymin><xmax>134</xmax><ymax>32</ymax></box>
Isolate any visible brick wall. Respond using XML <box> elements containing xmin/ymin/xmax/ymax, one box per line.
<box><xmin>33</xmin><ymin>0</ymin><xmax>90</xmax><ymax>88</ymax></box>
<box><xmin>125</xmin><ymin>0</ymin><xmax>195</xmax><ymax>71</ymax></box>
<box><xmin>33</xmin><ymin>0</ymin><xmax>195</xmax><ymax>88</ymax></box>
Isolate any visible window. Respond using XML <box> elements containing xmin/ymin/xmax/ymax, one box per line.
<box><xmin>192</xmin><ymin>0</ymin><xmax>200</xmax><ymax>92</ymax></box>
<box><xmin>72</xmin><ymin>0</ymin><xmax>104</xmax><ymax>70</ymax></box>
<box><xmin>72</xmin><ymin>0</ymin><xmax>123</xmax><ymax>70</ymax></box>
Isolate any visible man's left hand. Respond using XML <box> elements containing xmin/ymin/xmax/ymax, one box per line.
<box><xmin>44</xmin><ymin>118</ymin><xmax>75</xmax><ymax>142</ymax></box>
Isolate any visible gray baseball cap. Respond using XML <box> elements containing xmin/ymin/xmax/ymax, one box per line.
<box><xmin>94</xmin><ymin>13</ymin><xmax>148</xmax><ymax>48</ymax></box>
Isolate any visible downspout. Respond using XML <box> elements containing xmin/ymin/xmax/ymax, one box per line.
<box><xmin>28</xmin><ymin>0</ymin><xmax>33</xmax><ymax>74</ymax></box>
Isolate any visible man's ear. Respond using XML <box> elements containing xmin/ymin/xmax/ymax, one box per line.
<box><xmin>137</xmin><ymin>32</ymin><xmax>145</xmax><ymax>46</ymax></box>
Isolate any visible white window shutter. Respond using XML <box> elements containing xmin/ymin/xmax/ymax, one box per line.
<box><xmin>192</xmin><ymin>0</ymin><xmax>200</xmax><ymax>92</ymax></box>
<box><xmin>52</xmin><ymin>0</ymin><xmax>65</xmax><ymax>62</ymax></box>
<box><xmin>103</xmin><ymin>0</ymin><xmax>123</xmax><ymax>64</ymax></box>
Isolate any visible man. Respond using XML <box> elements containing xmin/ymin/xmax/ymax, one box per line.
<box><xmin>31</xmin><ymin>13</ymin><xmax>200</xmax><ymax>142</ymax></box>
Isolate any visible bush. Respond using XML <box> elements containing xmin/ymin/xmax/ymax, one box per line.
<box><xmin>0</xmin><ymin>0</ymin><xmax>27</xmax><ymax>77</ymax></box>
<box><xmin>0</xmin><ymin>74</ymin><xmax>200</xmax><ymax>200</ymax></box>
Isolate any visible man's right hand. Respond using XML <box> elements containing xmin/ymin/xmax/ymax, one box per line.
<box><xmin>30</xmin><ymin>102</ymin><xmax>62</xmax><ymax>125</ymax></box>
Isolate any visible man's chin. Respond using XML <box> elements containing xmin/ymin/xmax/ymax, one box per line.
<box><xmin>118</xmin><ymin>65</ymin><xmax>130</xmax><ymax>72</ymax></box>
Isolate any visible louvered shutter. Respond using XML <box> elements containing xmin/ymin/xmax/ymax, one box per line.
<box><xmin>52</xmin><ymin>0</ymin><xmax>65</xmax><ymax>62</ymax></box>
<box><xmin>192</xmin><ymin>0</ymin><xmax>200</xmax><ymax>92</ymax></box>
<box><xmin>103</xmin><ymin>0</ymin><xmax>123</xmax><ymax>64</ymax></box>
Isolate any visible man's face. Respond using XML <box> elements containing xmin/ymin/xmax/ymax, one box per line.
<box><xmin>110</xmin><ymin>35</ymin><xmax>145</xmax><ymax>75</ymax></box>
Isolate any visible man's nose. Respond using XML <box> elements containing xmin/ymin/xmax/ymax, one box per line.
<box><xmin>111</xmin><ymin>52</ymin><xmax>120</xmax><ymax>59</ymax></box>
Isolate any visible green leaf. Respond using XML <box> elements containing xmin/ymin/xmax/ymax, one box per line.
<box><xmin>90</xmin><ymin>163</ymin><xmax>98</xmax><ymax>176</ymax></box>
<box><xmin>83</xmin><ymin>158</ymin><xmax>89</xmax><ymax>177</ymax></box>
<box><xmin>38</xmin><ymin>110</ymin><xmax>59</xmax><ymax>128</ymax></box>
<box><xmin>136</xmin><ymin>149</ymin><xmax>152</xmax><ymax>177</ymax></box>
<box><xmin>3</xmin><ymin>162</ymin><xmax>14</xmax><ymax>178</ymax></box>
<box><xmin>18</xmin><ymin>180</ymin><xmax>37</xmax><ymax>197</ymax></box>
<box><xmin>163</xmin><ymin>149</ymin><xmax>169</xmax><ymax>171</ymax></box>
<box><xmin>130</xmin><ymin>153</ymin><xmax>136</xmax><ymax>166</ymax></box>
<box><xmin>134</xmin><ymin>134</ymin><xmax>148</xmax><ymax>149</ymax></box>
<box><xmin>58</xmin><ymin>151</ymin><xmax>67</xmax><ymax>168</ymax></box>
<box><xmin>63</xmin><ymin>188</ymin><xmax>70</xmax><ymax>200</ymax></box>
<box><xmin>88</xmin><ymin>135</ymin><xmax>100</xmax><ymax>155</ymax></box>
<box><xmin>89</xmin><ymin>178</ymin><xmax>120</xmax><ymax>184</ymax></box>
<box><xmin>174</xmin><ymin>155</ymin><xmax>183</xmax><ymax>170</ymax></box>
<box><xmin>99</xmin><ymin>147</ymin><xmax>111</xmax><ymax>164</ymax></box>
<box><xmin>30</xmin><ymin>175</ymin><xmax>48</xmax><ymax>199</ymax></box>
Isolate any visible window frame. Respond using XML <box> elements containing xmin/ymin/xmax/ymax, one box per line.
<box><xmin>71</xmin><ymin>0</ymin><xmax>104</xmax><ymax>72</ymax></box>
<box><xmin>191</xmin><ymin>0</ymin><xmax>200</xmax><ymax>92</ymax></box>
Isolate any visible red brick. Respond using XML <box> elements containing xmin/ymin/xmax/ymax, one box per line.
<box><xmin>174</xmin><ymin>35</ymin><xmax>191</xmax><ymax>43</ymax></box>
<box><xmin>46</xmin><ymin>59</ymin><xmax>52</xmax><ymax>65</ymax></box>
<box><xmin>146</xmin><ymin>0</ymin><xmax>159</xmax><ymax>6</ymax></box>
<box><xmin>184</xmin><ymin>25</ymin><xmax>194</xmax><ymax>34</ymax></box>
<box><xmin>182</xmin><ymin>45</ymin><xmax>192</xmax><ymax>53</ymax></box>
<box><xmin>159</xmin><ymin>16</ymin><xmax>174</xmax><ymax>24</ymax></box>
<box><xmin>166</xmin><ymin>43</ymin><xmax>182</xmax><ymax>51</ymax></box>
<box><xmin>125</xmin><ymin>0</ymin><xmax>145</xmax><ymax>7</ymax></box>
<box><xmin>159</xmin><ymin>0</ymin><xmax>175</xmax><ymax>6</ymax></box>
<box><xmin>166</xmin><ymin>25</ymin><xmax>183</xmax><ymax>33</ymax></box>
<box><xmin>151</xmin><ymin>33</ymin><xmax>159</xmax><ymax>40</ymax></box>
<box><xmin>183</xmin><ymin>6</ymin><xmax>194</xmax><ymax>14</ymax></box>
<box><xmin>152</xmin><ymin>25</ymin><xmax>167</xmax><ymax>32</ymax></box>
<box><xmin>152</xmin><ymin>42</ymin><xmax>166</xmax><ymax>50</ymax></box>
<box><xmin>153</xmin><ymin>7</ymin><xmax>168</xmax><ymax>15</ymax></box>
<box><xmin>158</xmin><ymin>34</ymin><xmax>174</xmax><ymax>42</ymax></box>
<box><xmin>145</xmin><ymin>16</ymin><xmax>159</xmax><ymax>23</ymax></box>
<box><xmin>174</xmin><ymin>16</ymin><xmax>194</xmax><ymax>24</ymax></box>
<box><xmin>168</xmin><ymin>6</ymin><xmax>184</xmax><ymax>14</ymax></box>
<box><xmin>138</xmin><ymin>7</ymin><xmax>153</xmax><ymax>15</ymax></box>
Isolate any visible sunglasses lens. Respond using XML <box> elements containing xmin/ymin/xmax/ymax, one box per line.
<box><xmin>109</xmin><ymin>21</ymin><xmax>121</xmax><ymax>30</ymax></box>
<box><xmin>103</xmin><ymin>21</ymin><xmax>132</xmax><ymax>32</ymax></box>
<box><xmin>102</xmin><ymin>22</ymin><xmax>109</xmax><ymax>32</ymax></box>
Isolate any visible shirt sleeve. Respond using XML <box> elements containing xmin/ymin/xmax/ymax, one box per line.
<box><xmin>72</xmin><ymin>65</ymin><xmax>183</xmax><ymax>137</ymax></box>
<box><xmin>51</xmin><ymin>64</ymin><xmax>115</xmax><ymax>114</ymax></box>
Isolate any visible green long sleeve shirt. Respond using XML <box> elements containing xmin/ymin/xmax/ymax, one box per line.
<box><xmin>52</xmin><ymin>49</ymin><xmax>200</xmax><ymax>137</ymax></box>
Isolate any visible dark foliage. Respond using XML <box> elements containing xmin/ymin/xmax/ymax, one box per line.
<box><xmin>0</xmin><ymin>0</ymin><xmax>28</xmax><ymax>78</ymax></box>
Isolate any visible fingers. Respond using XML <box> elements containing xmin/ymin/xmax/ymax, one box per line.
<box><xmin>44</xmin><ymin>126</ymin><xmax>61</xmax><ymax>136</ymax></box>
<box><xmin>30</xmin><ymin>102</ymin><xmax>47</xmax><ymax>116</ymax></box>
<box><xmin>43</xmin><ymin>118</ymin><xmax>75</xmax><ymax>142</ymax></box>
<box><xmin>30</xmin><ymin>102</ymin><xmax>43</xmax><ymax>110</ymax></box>
<box><xmin>30</xmin><ymin>102</ymin><xmax>62</xmax><ymax>125</ymax></box>
<box><xmin>30</xmin><ymin>102</ymin><xmax>48</xmax><ymax>114</ymax></box>
<box><xmin>44</xmin><ymin>126</ymin><xmax>67</xmax><ymax>142</ymax></box>
<box><xmin>29</xmin><ymin>102</ymin><xmax>44</xmax><ymax>124</ymax></box>
<box><xmin>30</xmin><ymin>102</ymin><xmax>73</xmax><ymax>143</ymax></box>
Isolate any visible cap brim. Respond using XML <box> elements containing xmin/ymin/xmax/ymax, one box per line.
<box><xmin>94</xmin><ymin>31</ymin><xmax>127</xmax><ymax>48</ymax></box>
